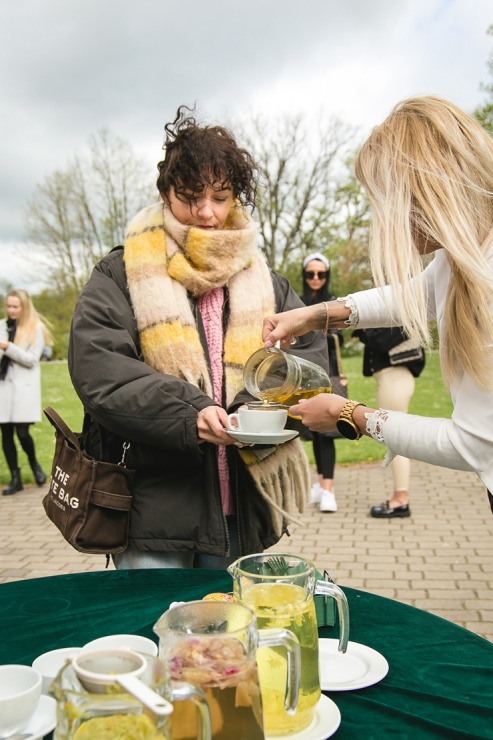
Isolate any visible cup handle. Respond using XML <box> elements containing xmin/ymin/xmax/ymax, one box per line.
<box><xmin>227</xmin><ymin>413</ymin><xmax>240</xmax><ymax>430</ymax></box>
<box><xmin>258</xmin><ymin>627</ymin><xmax>301</xmax><ymax>715</ymax></box>
<box><xmin>314</xmin><ymin>580</ymin><xmax>350</xmax><ymax>653</ymax></box>
<box><xmin>171</xmin><ymin>681</ymin><xmax>212</xmax><ymax>740</ymax></box>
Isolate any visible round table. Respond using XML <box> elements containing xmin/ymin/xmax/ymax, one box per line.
<box><xmin>0</xmin><ymin>569</ymin><xmax>492</xmax><ymax>739</ymax></box>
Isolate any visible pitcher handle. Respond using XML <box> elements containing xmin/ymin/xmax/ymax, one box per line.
<box><xmin>258</xmin><ymin>627</ymin><xmax>301</xmax><ymax>715</ymax></box>
<box><xmin>171</xmin><ymin>681</ymin><xmax>212</xmax><ymax>740</ymax></box>
<box><xmin>314</xmin><ymin>580</ymin><xmax>350</xmax><ymax>653</ymax></box>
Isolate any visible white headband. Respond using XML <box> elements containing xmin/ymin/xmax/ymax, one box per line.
<box><xmin>303</xmin><ymin>252</ymin><xmax>329</xmax><ymax>270</ymax></box>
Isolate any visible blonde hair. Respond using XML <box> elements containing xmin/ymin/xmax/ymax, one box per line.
<box><xmin>5</xmin><ymin>289</ymin><xmax>53</xmax><ymax>349</ymax></box>
<box><xmin>355</xmin><ymin>95</ymin><xmax>493</xmax><ymax>389</ymax></box>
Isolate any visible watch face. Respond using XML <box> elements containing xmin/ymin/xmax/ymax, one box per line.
<box><xmin>336</xmin><ymin>419</ymin><xmax>360</xmax><ymax>440</ymax></box>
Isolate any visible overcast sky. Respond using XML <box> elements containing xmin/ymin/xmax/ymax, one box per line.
<box><xmin>1</xmin><ymin>0</ymin><xmax>491</xmax><ymax>291</ymax></box>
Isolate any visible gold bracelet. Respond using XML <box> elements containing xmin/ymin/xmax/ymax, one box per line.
<box><xmin>322</xmin><ymin>301</ymin><xmax>330</xmax><ymax>334</ymax></box>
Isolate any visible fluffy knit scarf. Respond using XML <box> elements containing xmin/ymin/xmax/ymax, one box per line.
<box><xmin>124</xmin><ymin>201</ymin><xmax>310</xmax><ymax>536</ymax></box>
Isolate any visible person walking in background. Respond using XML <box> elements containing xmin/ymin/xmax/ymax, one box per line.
<box><xmin>353</xmin><ymin>327</ymin><xmax>425</xmax><ymax>518</ymax></box>
<box><xmin>0</xmin><ymin>289</ymin><xmax>51</xmax><ymax>495</ymax></box>
<box><xmin>262</xmin><ymin>96</ymin><xmax>493</xmax><ymax>514</ymax></box>
<box><xmin>300</xmin><ymin>253</ymin><xmax>343</xmax><ymax>513</ymax></box>
<box><xmin>68</xmin><ymin>106</ymin><xmax>329</xmax><ymax>570</ymax></box>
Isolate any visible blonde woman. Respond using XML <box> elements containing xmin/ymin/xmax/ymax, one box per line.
<box><xmin>0</xmin><ymin>289</ymin><xmax>52</xmax><ymax>495</ymax></box>
<box><xmin>263</xmin><ymin>96</ymin><xmax>493</xmax><ymax>513</ymax></box>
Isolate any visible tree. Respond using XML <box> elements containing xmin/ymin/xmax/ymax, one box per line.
<box><xmin>25</xmin><ymin>129</ymin><xmax>156</xmax><ymax>292</ymax></box>
<box><xmin>475</xmin><ymin>24</ymin><xmax>493</xmax><ymax>134</ymax></box>
<box><xmin>236</xmin><ymin>113</ymin><xmax>357</xmax><ymax>273</ymax></box>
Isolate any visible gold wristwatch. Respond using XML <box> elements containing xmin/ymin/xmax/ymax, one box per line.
<box><xmin>336</xmin><ymin>400</ymin><xmax>363</xmax><ymax>440</ymax></box>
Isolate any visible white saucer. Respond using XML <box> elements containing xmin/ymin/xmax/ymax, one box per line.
<box><xmin>265</xmin><ymin>694</ymin><xmax>341</xmax><ymax>740</ymax></box>
<box><xmin>319</xmin><ymin>638</ymin><xmax>389</xmax><ymax>691</ymax></box>
<box><xmin>226</xmin><ymin>429</ymin><xmax>299</xmax><ymax>445</ymax></box>
<box><xmin>22</xmin><ymin>694</ymin><xmax>57</xmax><ymax>740</ymax></box>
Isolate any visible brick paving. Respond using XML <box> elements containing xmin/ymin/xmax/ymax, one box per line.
<box><xmin>1</xmin><ymin>460</ymin><xmax>492</xmax><ymax>642</ymax></box>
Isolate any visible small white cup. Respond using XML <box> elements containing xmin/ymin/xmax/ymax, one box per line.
<box><xmin>228</xmin><ymin>406</ymin><xmax>288</xmax><ymax>434</ymax></box>
<box><xmin>0</xmin><ymin>664</ymin><xmax>42</xmax><ymax>735</ymax></box>
<box><xmin>32</xmin><ymin>646</ymin><xmax>82</xmax><ymax>694</ymax></box>
<box><xmin>81</xmin><ymin>634</ymin><xmax>158</xmax><ymax>657</ymax></box>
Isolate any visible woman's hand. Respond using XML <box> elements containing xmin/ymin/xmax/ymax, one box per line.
<box><xmin>262</xmin><ymin>300</ymin><xmax>351</xmax><ymax>347</ymax></box>
<box><xmin>289</xmin><ymin>394</ymin><xmax>373</xmax><ymax>437</ymax></box>
<box><xmin>262</xmin><ymin>305</ymin><xmax>323</xmax><ymax>348</ymax></box>
<box><xmin>0</xmin><ymin>341</ymin><xmax>8</xmax><ymax>351</ymax></box>
<box><xmin>196</xmin><ymin>405</ymin><xmax>240</xmax><ymax>446</ymax></box>
<box><xmin>289</xmin><ymin>394</ymin><xmax>347</xmax><ymax>433</ymax></box>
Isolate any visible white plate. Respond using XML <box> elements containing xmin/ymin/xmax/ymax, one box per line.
<box><xmin>319</xmin><ymin>638</ymin><xmax>389</xmax><ymax>691</ymax></box>
<box><xmin>265</xmin><ymin>694</ymin><xmax>340</xmax><ymax>740</ymax></box>
<box><xmin>22</xmin><ymin>694</ymin><xmax>57</xmax><ymax>740</ymax></box>
<box><xmin>226</xmin><ymin>429</ymin><xmax>299</xmax><ymax>445</ymax></box>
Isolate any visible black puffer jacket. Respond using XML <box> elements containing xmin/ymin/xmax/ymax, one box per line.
<box><xmin>68</xmin><ymin>249</ymin><xmax>329</xmax><ymax>557</ymax></box>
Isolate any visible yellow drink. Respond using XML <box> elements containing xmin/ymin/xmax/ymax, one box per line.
<box><xmin>241</xmin><ymin>583</ymin><xmax>320</xmax><ymax>735</ymax></box>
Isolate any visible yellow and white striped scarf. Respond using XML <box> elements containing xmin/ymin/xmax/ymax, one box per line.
<box><xmin>124</xmin><ymin>200</ymin><xmax>310</xmax><ymax>536</ymax></box>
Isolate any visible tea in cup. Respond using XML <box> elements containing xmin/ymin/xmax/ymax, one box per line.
<box><xmin>228</xmin><ymin>403</ymin><xmax>287</xmax><ymax>434</ymax></box>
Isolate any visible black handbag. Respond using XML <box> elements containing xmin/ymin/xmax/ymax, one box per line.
<box><xmin>42</xmin><ymin>407</ymin><xmax>134</xmax><ymax>554</ymax></box>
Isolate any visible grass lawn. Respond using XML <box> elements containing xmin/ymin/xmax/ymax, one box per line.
<box><xmin>1</xmin><ymin>352</ymin><xmax>453</xmax><ymax>485</ymax></box>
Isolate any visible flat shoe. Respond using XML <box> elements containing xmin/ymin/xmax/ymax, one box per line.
<box><xmin>370</xmin><ymin>501</ymin><xmax>410</xmax><ymax>518</ymax></box>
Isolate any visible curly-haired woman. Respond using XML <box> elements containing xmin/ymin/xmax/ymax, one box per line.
<box><xmin>69</xmin><ymin>106</ymin><xmax>329</xmax><ymax>569</ymax></box>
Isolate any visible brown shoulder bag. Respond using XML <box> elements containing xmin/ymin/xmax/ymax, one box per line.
<box><xmin>42</xmin><ymin>407</ymin><xmax>134</xmax><ymax>554</ymax></box>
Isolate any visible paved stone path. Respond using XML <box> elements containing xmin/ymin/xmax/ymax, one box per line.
<box><xmin>1</xmin><ymin>460</ymin><xmax>492</xmax><ymax>642</ymax></box>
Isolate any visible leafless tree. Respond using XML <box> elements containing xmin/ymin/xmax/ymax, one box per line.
<box><xmin>236</xmin><ymin>112</ymin><xmax>357</xmax><ymax>272</ymax></box>
<box><xmin>25</xmin><ymin>129</ymin><xmax>156</xmax><ymax>292</ymax></box>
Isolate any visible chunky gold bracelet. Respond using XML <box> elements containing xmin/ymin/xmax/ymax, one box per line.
<box><xmin>322</xmin><ymin>301</ymin><xmax>330</xmax><ymax>334</ymax></box>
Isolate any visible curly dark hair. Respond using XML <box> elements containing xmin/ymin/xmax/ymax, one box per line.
<box><xmin>156</xmin><ymin>105</ymin><xmax>258</xmax><ymax>210</ymax></box>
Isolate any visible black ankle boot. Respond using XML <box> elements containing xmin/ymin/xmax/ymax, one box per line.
<box><xmin>32</xmin><ymin>462</ymin><xmax>47</xmax><ymax>486</ymax></box>
<box><xmin>2</xmin><ymin>469</ymin><xmax>23</xmax><ymax>496</ymax></box>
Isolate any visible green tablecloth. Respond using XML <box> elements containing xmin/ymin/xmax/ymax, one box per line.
<box><xmin>0</xmin><ymin>569</ymin><xmax>492</xmax><ymax>739</ymax></box>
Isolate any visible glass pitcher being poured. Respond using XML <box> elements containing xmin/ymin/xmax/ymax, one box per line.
<box><xmin>228</xmin><ymin>553</ymin><xmax>349</xmax><ymax>736</ymax></box>
<box><xmin>243</xmin><ymin>347</ymin><xmax>332</xmax><ymax>409</ymax></box>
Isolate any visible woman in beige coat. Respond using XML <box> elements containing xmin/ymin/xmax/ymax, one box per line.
<box><xmin>0</xmin><ymin>289</ymin><xmax>51</xmax><ymax>495</ymax></box>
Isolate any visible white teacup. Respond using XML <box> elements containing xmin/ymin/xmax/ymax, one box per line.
<box><xmin>228</xmin><ymin>406</ymin><xmax>288</xmax><ymax>434</ymax></box>
<box><xmin>81</xmin><ymin>634</ymin><xmax>158</xmax><ymax>657</ymax></box>
<box><xmin>0</xmin><ymin>664</ymin><xmax>42</xmax><ymax>736</ymax></box>
<box><xmin>32</xmin><ymin>647</ymin><xmax>82</xmax><ymax>694</ymax></box>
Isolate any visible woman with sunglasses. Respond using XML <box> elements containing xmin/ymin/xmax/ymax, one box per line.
<box><xmin>300</xmin><ymin>253</ymin><xmax>343</xmax><ymax>513</ymax></box>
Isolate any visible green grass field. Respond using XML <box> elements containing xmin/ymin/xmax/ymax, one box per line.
<box><xmin>1</xmin><ymin>352</ymin><xmax>453</xmax><ymax>485</ymax></box>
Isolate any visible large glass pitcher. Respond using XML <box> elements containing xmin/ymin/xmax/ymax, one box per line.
<box><xmin>228</xmin><ymin>553</ymin><xmax>349</xmax><ymax>736</ymax></box>
<box><xmin>154</xmin><ymin>600</ymin><xmax>301</xmax><ymax>740</ymax></box>
<box><xmin>243</xmin><ymin>347</ymin><xmax>332</xmax><ymax>407</ymax></box>
<box><xmin>50</xmin><ymin>652</ymin><xmax>211</xmax><ymax>740</ymax></box>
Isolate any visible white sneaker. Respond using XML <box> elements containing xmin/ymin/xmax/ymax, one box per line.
<box><xmin>320</xmin><ymin>489</ymin><xmax>337</xmax><ymax>512</ymax></box>
<box><xmin>310</xmin><ymin>483</ymin><xmax>322</xmax><ymax>504</ymax></box>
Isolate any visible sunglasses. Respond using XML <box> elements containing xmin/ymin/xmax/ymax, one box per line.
<box><xmin>305</xmin><ymin>270</ymin><xmax>328</xmax><ymax>280</ymax></box>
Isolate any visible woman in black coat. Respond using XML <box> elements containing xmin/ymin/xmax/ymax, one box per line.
<box><xmin>300</xmin><ymin>253</ymin><xmax>343</xmax><ymax>513</ymax></box>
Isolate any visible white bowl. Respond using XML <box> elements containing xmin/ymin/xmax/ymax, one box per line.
<box><xmin>81</xmin><ymin>633</ymin><xmax>158</xmax><ymax>656</ymax></box>
<box><xmin>32</xmin><ymin>646</ymin><xmax>82</xmax><ymax>694</ymax></box>
<box><xmin>0</xmin><ymin>664</ymin><xmax>42</xmax><ymax>735</ymax></box>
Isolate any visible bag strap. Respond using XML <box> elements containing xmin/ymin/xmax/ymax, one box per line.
<box><xmin>43</xmin><ymin>407</ymin><xmax>81</xmax><ymax>450</ymax></box>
